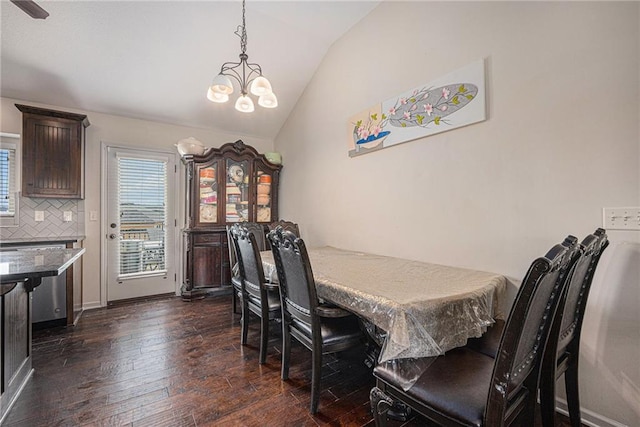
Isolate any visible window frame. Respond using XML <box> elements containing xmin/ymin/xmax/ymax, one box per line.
<box><xmin>116</xmin><ymin>154</ymin><xmax>169</xmax><ymax>275</ymax></box>
<box><xmin>0</xmin><ymin>132</ymin><xmax>21</xmax><ymax>227</ymax></box>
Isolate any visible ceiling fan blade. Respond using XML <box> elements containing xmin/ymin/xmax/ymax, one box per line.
<box><xmin>10</xmin><ymin>0</ymin><xmax>49</xmax><ymax>20</ymax></box>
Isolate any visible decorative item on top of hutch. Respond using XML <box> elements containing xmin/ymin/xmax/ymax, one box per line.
<box><xmin>181</xmin><ymin>139</ymin><xmax>281</xmax><ymax>300</ymax></box>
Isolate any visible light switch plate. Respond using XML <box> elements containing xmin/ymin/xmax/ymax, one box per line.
<box><xmin>90</xmin><ymin>211</ymin><xmax>98</xmax><ymax>221</ymax></box>
<box><xmin>35</xmin><ymin>210</ymin><xmax>44</xmax><ymax>222</ymax></box>
<box><xmin>63</xmin><ymin>211</ymin><xmax>73</xmax><ymax>222</ymax></box>
<box><xmin>603</xmin><ymin>207</ymin><xmax>640</xmax><ymax>230</ymax></box>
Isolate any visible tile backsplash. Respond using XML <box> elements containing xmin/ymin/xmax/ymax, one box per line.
<box><xmin>0</xmin><ymin>195</ymin><xmax>85</xmax><ymax>240</ymax></box>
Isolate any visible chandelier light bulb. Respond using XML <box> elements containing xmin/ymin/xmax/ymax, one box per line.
<box><xmin>250</xmin><ymin>76</ymin><xmax>273</xmax><ymax>96</ymax></box>
<box><xmin>207</xmin><ymin>88</ymin><xmax>229</xmax><ymax>103</ymax></box>
<box><xmin>235</xmin><ymin>94</ymin><xmax>255</xmax><ymax>113</ymax></box>
<box><xmin>258</xmin><ymin>92</ymin><xmax>278</xmax><ymax>108</ymax></box>
<box><xmin>210</xmin><ymin>74</ymin><xmax>234</xmax><ymax>95</ymax></box>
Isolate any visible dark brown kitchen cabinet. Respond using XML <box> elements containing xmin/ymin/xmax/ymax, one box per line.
<box><xmin>16</xmin><ymin>104</ymin><xmax>90</xmax><ymax>199</ymax></box>
<box><xmin>181</xmin><ymin>140</ymin><xmax>281</xmax><ymax>300</ymax></box>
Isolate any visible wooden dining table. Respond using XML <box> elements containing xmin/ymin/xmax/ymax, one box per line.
<box><xmin>261</xmin><ymin>246</ymin><xmax>507</xmax><ymax>365</ymax></box>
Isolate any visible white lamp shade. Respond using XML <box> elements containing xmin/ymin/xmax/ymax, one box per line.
<box><xmin>250</xmin><ymin>76</ymin><xmax>272</xmax><ymax>96</ymax></box>
<box><xmin>235</xmin><ymin>95</ymin><xmax>255</xmax><ymax>113</ymax></box>
<box><xmin>210</xmin><ymin>74</ymin><xmax>234</xmax><ymax>95</ymax></box>
<box><xmin>258</xmin><ymin>92</ymin><xmax>278</xmax><ymax>108</ymax></box>
<box><xmin>207</xmin><ymin>87</ymin><xmax>229</xmax><ymax>103</ymax></box>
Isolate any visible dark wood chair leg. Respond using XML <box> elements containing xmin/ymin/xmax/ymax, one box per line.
<box><xmin>370</xmin><ymin>387</ymin><xmax>392</xmax><ymax>427</ymax></box>
<box><xmin>259</xmin><ymin>314</ymin><xmax>268</xmax><ymax>364</ymax></box>
<box><xmin>520</xmin><ymin>391</ymin><xmax>537</xmax><ymax>426</ymax></box>
<box><xmin>232</xmin><ymin>289</ymin><xmax>238</xmax><ymax>314</ymax></box>
<box><xmin>540</xmin><ymin>370</ymin><xmax>557</xmax><ymax>427</ymax></box>
<box><xmin>281</xmin><ymin>326</ymin><xmax>291</xmax><ymax>380</ymax></box>
<box><xmin>565</xmin><ymin>359</ymin><xmax>582</xmax><ymax>427</ymax></box>
<box><xmin>240</xmin><ymin>299</ymin><xmax>249</xmax><ymax>346</ymax></box>
<box><xmin>310</xmin><ymin>345</ymin><xmax>322</xmax><ymax>414</ymax></box>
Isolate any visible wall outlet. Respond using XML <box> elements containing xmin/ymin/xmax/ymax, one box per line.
<box><xmin>63</xmin><ymin>211</ymin><xmax>73</xmax><ymax>222</ymax></box>
<box><xmin>35</xmin><ymin>211</ymin><xmax>44</xmax><ymax>222</ymax></box>
<box><xmin>603</xmin><ymin>207</ymin><xmax>640</xmax><ymax>230</ymax></box>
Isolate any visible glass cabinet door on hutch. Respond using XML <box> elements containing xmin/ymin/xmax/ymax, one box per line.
<box><xmin>254</xmin><ymin>164</ymin><xmax>274</xmax><ymax>223</ymax></box>
<box><xmin>196</xmin><ymin>162</ymin><xmax>218</xmax><ymax>226</ymax></box>
<box><xmin>225</xmin><ymin>159</ymin><xmax>249</xmax><ymax>222</ymax></box>
<box><xmin>182</xmin><ymin>140</ymin><xmax>281</xmax><ymax>300</ymax></box>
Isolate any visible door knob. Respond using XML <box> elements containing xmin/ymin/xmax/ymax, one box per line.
<box><xmin>109</xmin><ymin>234</ymin><xmax>117</xmax><ymax>240</ymax></box>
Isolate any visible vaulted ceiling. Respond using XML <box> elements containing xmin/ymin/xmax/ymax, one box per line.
<box><xmin>1</xmin><ymin>1</ymin><xmax>379</xmax><ymax>140</ymax></box>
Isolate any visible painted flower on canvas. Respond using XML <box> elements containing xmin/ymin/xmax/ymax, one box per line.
<box><xmin>351</xmin><ymin>83</ymin><xmax>479</xmax><ymax>146</ymax></box>
<box><xmin>387</xmin><ymin>83</ymin><xmax>478</xmax><ymax>129</ymax></box>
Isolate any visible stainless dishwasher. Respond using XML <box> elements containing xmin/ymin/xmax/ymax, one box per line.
<box><xmin>1</xmin><ymin>244</ymin><xmax>67</xmax><ymax>325</ymax></box>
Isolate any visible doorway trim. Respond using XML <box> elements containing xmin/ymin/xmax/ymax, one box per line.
<box><xmin>100</xmin><ymin>141</ymin><xmax>181</xmax><ymax>307</ymax></box>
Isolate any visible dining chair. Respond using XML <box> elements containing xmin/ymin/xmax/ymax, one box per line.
<box><xmin>229</xmin><ymin>223</ymin><xmax>280</xmax><ymax>364</ymax></box>
<box><xmin>268</xmin><ymin>220</ymin><xmax>300</xmax><ymax>237</ymax></box>
<box><xmin>227</xmin><ymin>222</ymin><xmax>268</xmax><ymax>314</ymax></box>
<box><xmin>370</xmin><ymin>235</ymin><xmax>580</xmax><ymax>427</ymax></box>
<box><xmin>539</xmin><ymin>228</ymin><xmax>609</xmax><ymax>427</ymax></box>
<box><xmin>464</xmin><ymin>229</ymin><xmax>609</xmax><ymax>427</ymax></box>
<box><xmin>267</xmin><ymin>227</ymin><xmax>364</xmax><ymax>414</ymax></box>
<box><xmin>226</xmin><ymin>225</ymin><xmax>242</xmax><ymax>314</ymax></box>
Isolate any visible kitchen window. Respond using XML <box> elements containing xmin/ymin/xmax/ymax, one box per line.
<box><xmin>0</xmin><ymin>133</ymin><xmax>20</xmax><ymax>227</ymax></box>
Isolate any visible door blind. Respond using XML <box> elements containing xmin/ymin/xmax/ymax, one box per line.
<box><xmin>0</xmin><ymin>147</ymin><xmax>16</xmax><ymax>216</ymax></box>
<box><xmin>117</xmin><ymin>157</ymin><xmax>167</xmax><ymax>275</ymax></box>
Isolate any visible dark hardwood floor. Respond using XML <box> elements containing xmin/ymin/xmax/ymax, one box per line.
<box><xmin>4</xmin><ymin>294</ymin><xmax>576</xmax><ymax>426</ymax></box>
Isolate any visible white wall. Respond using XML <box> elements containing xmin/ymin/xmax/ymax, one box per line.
<box><xmin>274</xmin><ymin>2</ymin><xmax>639</xmax><ymax>426</ymax></box>
<box><xmin>1</xmin><ymin>96</ymin><xmax>273</xmax><ymax>308</ymax></box>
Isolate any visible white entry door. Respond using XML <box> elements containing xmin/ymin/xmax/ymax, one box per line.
<box><xmin>105</xmin><ymin>146</ymin><xmax>177</xmax><ymax>302</ymax></box>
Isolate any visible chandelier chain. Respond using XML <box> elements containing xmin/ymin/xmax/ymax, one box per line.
<box><xmin>234</xmin><ymin>0</ymin><xmax>248</xmax><ymax>54</ymax></box>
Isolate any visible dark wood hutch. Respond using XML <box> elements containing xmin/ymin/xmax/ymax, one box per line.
<box><xmin>181</xmin><ymin>140</ymin><xmax>281</xmax><ymax>300</ymax></box>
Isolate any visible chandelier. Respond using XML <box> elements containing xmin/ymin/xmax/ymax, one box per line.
<box><xmin>206</xmin><ymin>0</ymin><xmax>277</xmax><ymax>113</ymax></box>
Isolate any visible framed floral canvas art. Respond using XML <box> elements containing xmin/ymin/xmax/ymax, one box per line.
<box><xmin>348</xmin><ymin>59</ymin><xmax>486</xmax><ymax>157</ymax></box>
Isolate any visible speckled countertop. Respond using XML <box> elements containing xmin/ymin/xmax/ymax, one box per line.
<box><xmin>0</xmin><ymin>247</ymin><xmax>85</xmax><ymax>284</ymax></box>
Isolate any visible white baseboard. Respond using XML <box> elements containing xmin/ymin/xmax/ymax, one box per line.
<box><xmin>82</xmin><ymin>301</ymin><xmax>103</xmax><ymax>310</ymax></box>
<box><xmin>555</xmin><ymin>398</ymin><xmax>628</xmax><ymax>427</ymax></box>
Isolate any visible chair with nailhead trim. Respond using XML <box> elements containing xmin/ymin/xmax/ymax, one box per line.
<box><xmin>370</xmin><ymin>235</ymin><xmax>580</xmax><ymax>427</ymax></box>
<box><xmin>230</xmin><ymin>223</ymin><xmax>280</xmax><ymax>364</ymax></box>
<box><xmin>463</xmin><ymin>229</ymin><xmax>609</xmax><ymax>427</ymax></box>
<box><xmin>267</xmin><ymin>226</ymin><xmax>364</xmax><ymax>414</ymax></box>
<box><xmin>228</xmin><ymin>223</ymin><xmax>268</xmax><ymax>314</ymax></box>
<box><xmin>539</xmin><ymin>229</ymin><xmax>608</xmax><ymax>427</ymax></box>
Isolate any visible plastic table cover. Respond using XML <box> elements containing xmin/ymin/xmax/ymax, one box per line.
<box><xmin>261</xmin><ymin>246</ymin><xmax>507</xmax><ymax>390</ymax></box>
